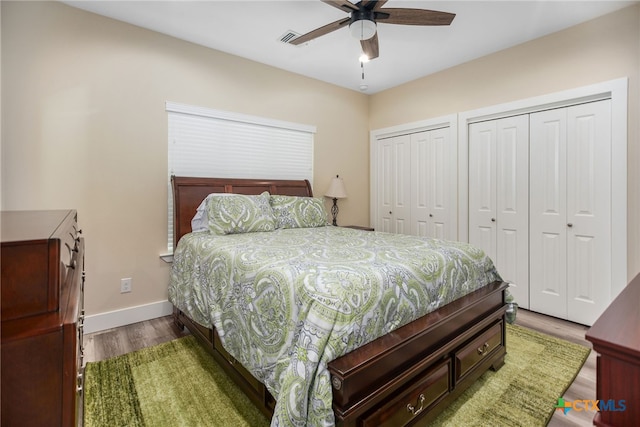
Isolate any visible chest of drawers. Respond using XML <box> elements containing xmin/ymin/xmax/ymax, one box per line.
<box><xmin>1</xmin><ymin>210</ymin><xmax>85</xmax><ymax>427</ymax></box>
<box><xmin>586</xmin><ymin>273</ymin><xmax>640</xmax><ymax>427</ymax></box>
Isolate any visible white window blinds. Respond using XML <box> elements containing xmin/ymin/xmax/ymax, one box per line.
<box><xmin>166</xmin><ymin>101</ymin><xmax>316</xmax><ymax>251</ymax></box>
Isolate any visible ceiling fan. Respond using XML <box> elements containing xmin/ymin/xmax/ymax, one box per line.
<box><xmin>289</xmin><ymin>0</ymin><xmax>456</xmax><ymax>60</ymax></box>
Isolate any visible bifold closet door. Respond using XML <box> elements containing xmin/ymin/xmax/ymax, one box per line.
<box><xmin>410</xmin><ymin>128</ymin><xmax>453</xmax><ymax>239</ymax></box>
<box><xmin>376</xmin><ymin>135</ymin><xmax>411</xmax><ymax>234</ymax></box>
<box><xmin>468</xmin><ymin>116</ymin><xmax>529</xmax><ymax>308</ymax></box>
<box><xmin>529</xmin><ymin>100</ymin><xmax>611</xmax><ymax>325</ymax></box>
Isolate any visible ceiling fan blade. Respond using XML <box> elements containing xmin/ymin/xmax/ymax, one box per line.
<box><xmin>321</xmin><ymin>0</ymin><xmax>358</xmax><ymax>13</ymax></box>
<box><xmin>362</xmin><ymin>0</ymin><xmax>388</xmax><ymax>10</ymax></box>
<box><xmin>360</xmin><ymin>33</ymin><xmax>379</xmax><ymax>60</ymax></box>
<box><xmin>290</xmin><ymin>17</ymin><xmax>351</xmax><ymax>45</ymax></box>
<box><xmin>379</xmin><ymin>8</ymin><xmax>456</xmax><ymax>26</ymax></box>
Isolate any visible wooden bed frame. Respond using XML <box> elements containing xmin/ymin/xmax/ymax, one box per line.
<box><xmin>171</xmin><ymin>176</ymin><xmax>508</xmax><ymax>427</ymax></box>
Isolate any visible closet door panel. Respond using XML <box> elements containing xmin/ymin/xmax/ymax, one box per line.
<box><xmin>497</xmin><ymin>229</ymin><xmax>518</xmax><ymax>281</ymax></box>
<box><xmin>539</xmin><ymin>231</ymin><xmax>567</xmax><ymax>314</ymax></box>
<box><xmin>468</xmin><ymin>121</ymin><xmax>497</xmax><ymax>261</ymax></box>
<box><xmin>411</xmin><ymin>128</ymin><xmax>451</xmax><ymax>239</ymax></box>
<box><xmin>469</xmin><ymin>115</ymin><xmax>529</xmax><ymax>303</ymax></box>
<box><xmin>393</xmin><ymin>135</ymin><xmax>412</xmax><ymax>234</ymax></box>
<box><xmin>496</xmin><ymin>116</ymin><xmax>529</xmax><ymax>308</ymax></box>
<box><xmin>566</xmin><ymin>100</ymin><xmax>611</xmax><ymax>325</ymax></box>
<box><xmin>530</xmin><ymin>109</ymin><xmax>568</xmax><ymax>318</ymax></box>
<box><xmin>428</xmin><ymin>128</ymin><xmax>451</xmax><ymax>239</ymax></box>
<box><xmin>376</xmin><ymin>135</ymin><xmax>411</xmax><ymax>234</ymax></box>
<box><xmin>377</xmin><ymin>138</ymin><xmax>395</xmax><ymax>233</ymax></box>
<box><xmin>411</xmin><ymin>131</ymin><xmax>430</xmax><ymax>237</ymax></box>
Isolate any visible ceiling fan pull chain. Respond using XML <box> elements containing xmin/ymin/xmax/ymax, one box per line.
<box><xmin>359</xmin><ymin>59</ymin><xmax>368</xmax><ymax>91</ymax></box>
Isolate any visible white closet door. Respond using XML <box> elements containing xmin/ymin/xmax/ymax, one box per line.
<box><xmin>377</xmin><ymin>137</ymin><xmax>395</xmax><ymax>233</ymax></box>
<box><xmin>566</xmin><ymin>100</ymin><xmax>611</xmax><ymax>325</ymax></box>
<box><xmin>469</xmin><ymin>117</ymin><xmax>529</xmax><ymax>308</ymax></box>
<box><xmin>411</xmin><ymin>128</ymin><xmax>452</xmax><ymax>239</ymax></box>
<box><xmin>469</xmin><ymin>121</ymin><xmax>498</xmax><ymax>261</ymax></box>
<box><xmin>530</xmin><ymin>108</ymin><xmax>568</xmax><ymax>319</ymax></box>
<box><xmin>376</xmin><ymin>135</ymin><xmax>411</xmax><ymax>234</ymax></box>
<box><xmin>495</xmin><ymin>115</ymin><xmax>530</xmax><ymax>308</ymax></box>
<box><xmin>530</xmin><ymin>100</ymin><xmax>611</xmax><ymax>324</ymax></box>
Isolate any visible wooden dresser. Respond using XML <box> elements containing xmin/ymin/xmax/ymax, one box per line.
<box><xmin>586</xmin><ymin>273</ymin><xmax>640</xmax><ymax>427</ymax></box>
<box><xmin>1</xmin><ymin>210</ymin><xmax>85</xmax><ymax>427</ymax></box>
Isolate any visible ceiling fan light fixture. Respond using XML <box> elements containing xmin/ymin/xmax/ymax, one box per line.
<box><xmin>349</xmin><ymin>19</ymin><xmax>376</xmax><ymax>41</ymax></box>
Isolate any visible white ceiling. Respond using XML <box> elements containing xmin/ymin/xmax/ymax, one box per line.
<box><xmin>63</xmin><ymin>0</ymin><xmax>637</xmax><ymax>94</ymax></box>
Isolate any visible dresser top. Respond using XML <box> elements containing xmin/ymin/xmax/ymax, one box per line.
<box><xmin>1</xmin><ymin>210</ymin><xmax>75</xmax><ymax>243</ymax></box>
<box><xmin>586</xmin><ymin>272</ymin><xmax>640</xmax><ymax>359</ymax></box>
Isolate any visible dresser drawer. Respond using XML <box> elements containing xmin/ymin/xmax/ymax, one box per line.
<box><xmin>455</xmin><ymin>321</ymin><xmax>503</xmax><ymax>381</ymax></box>
<box><xmin>1</xmin><ymin>210</ymin><xmax>78</xmax><ymax>321</ymax></box>
<box><xmin>361</xmin><ymin>359</ymin><xmax>450</xmax><ymax>427</ymax></box>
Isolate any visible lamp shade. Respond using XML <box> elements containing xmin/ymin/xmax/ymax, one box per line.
<box><xmin>349</xmin><ymin>19</ymin><xmax>376</xmax><ymax>41</ymax></box>
<box><xmin>325</xmin><ymin>175</ymin><xmax>347</xmax><ymax>199</ymax></box>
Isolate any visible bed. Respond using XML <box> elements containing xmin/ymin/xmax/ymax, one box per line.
<box><xmin>168</xmin><ymin>176</ymin><xmax>508</xmax><ymax>427</ymax></box>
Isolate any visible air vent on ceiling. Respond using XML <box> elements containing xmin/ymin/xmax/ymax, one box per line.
<box><xmin>279</xmin><ymin>30</ymin><xmax>302</xmax><ymax>44</ymax></box>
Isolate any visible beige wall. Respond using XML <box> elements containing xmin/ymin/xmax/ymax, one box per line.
<box><xmin>1</xmin><ymin>1</ymin><xmax>369</xmax><ymax>316</ymax></box>
<box><xmin>370</xmin><ymin>4</ymin><xmax>640</xmax><ymax>281</ymax></box>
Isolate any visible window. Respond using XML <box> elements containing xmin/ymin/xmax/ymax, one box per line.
<box><xmin>166</xmin><ymin>101</ymin><xmax>316</xmax><ymax>251</ymax></box>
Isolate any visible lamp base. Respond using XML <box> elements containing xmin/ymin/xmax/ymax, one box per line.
<box><xmin>331</xmin><ymin>198</ymin><xmax>339</xmax><ymax>226</ymax></box>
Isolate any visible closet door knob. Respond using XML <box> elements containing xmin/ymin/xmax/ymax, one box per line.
<box><xmin>389</xmin><ymin>211</ymin><xmax>392</xmax><ymax>215</ymax></box>
<box><xmin>491</xmin><ymin>218</ymin><xmax>496</xmax><ymax>222</ymax></box>
<box><xmin>429</xmin><ymin>214</ymin><xmax>433</xmax><ymax>218</ymax></box>
<box><xmin>567</xmin><ymin>223</ymin><xmax>573</xmax><ymax>228</ymax></box>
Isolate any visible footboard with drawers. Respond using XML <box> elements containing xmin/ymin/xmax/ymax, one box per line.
<box><xmin>175</xmin><ymin>280</ymin><xmax>507</xmax><ymax>426</ymax></box>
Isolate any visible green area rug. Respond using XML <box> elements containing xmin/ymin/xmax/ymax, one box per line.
<box><xmin>84</xmin><ymin>324</ymin><xmax>590</xmax><ymax>427</ymax></box>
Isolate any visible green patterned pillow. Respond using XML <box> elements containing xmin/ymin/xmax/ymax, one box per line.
<box><xmin>270</xmin><ymin>195</ymin><xmax>328</xmax><ymax>229</ymax></box>
<box><xmin>206</xmin><ymin>191</ymin><xmax>275</xmax><ymax>235</ymax></box>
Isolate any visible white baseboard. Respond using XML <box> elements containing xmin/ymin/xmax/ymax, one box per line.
<box><xmin>84</xmin><ymin>300</ymin><xmax>174</xmax><ymax>334</ymax></box>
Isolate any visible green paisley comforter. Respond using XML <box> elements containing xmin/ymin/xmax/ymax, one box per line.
<box><xmin>168</xmin><ymin>226</ymin><xmax>501</xmax><ymax>427</ymax></box>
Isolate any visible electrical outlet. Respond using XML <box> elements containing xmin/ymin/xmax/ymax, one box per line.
<box><xmin>120</xmin><ymin>277</ymin><xmax>132</xmax><ymax>293</ymax></box>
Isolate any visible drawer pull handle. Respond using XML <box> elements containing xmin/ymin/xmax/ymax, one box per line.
<box><xmin>477</xmin><ymin>342</ymin><xmax>490</xmax><ymax>356</ymax></box>
<box><xmin>76</xmin><ymin>371</ymin><xmax>84</xmax><ymax>393</ymax></box>
<box><xmin>69</xmin><ymin>232</ymin><xmax>81</xmax><ymax>246</ymax></box>
<box><xmin>331</xmin><ymin>376</ymin><xmax>343</xmax><ymax>391</ymax></box>
<box><xmin>406</xmin><ymin>393</ymin><xmax>426</xmax><ymax>417</ymax></box>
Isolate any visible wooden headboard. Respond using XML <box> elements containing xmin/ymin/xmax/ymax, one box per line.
<box><xmin>171</xmin><ymin>176</ymin><xmax>313</xmax><ymax>247</ymax></box>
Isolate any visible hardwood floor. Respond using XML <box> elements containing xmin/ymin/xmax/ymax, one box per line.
<box><xmin>83</xmin><ymin>309</ymin><xmax>596</xmax><ymax>426</ymax></box>
<box><xmin>83</xmin><ymin>315</ymin><xmax>188</xmax><ymax>363</ymax></box>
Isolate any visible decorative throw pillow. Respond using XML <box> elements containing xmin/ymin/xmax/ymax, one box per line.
<box><xmin>206</xmin><ymin>191</ymin><xmax>275</xmax><ymax>235</ymax></box>
<box><xmin>191</xmin><ymin>193</ymin><xmax>231</xmax><ymax>232</ymax></box>
<box><xmin>270</xmin><ymin>195</ymin><xmax>328</xmax><ymax>229</ymax></box>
